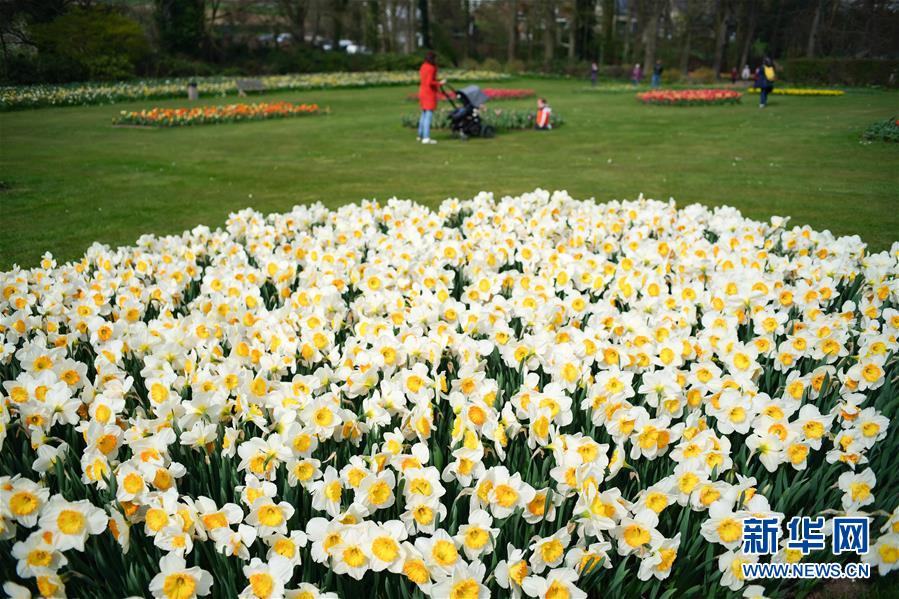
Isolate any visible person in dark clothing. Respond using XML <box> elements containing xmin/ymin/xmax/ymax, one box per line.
<box><xmin>758</xmin><ymin>57</ymin><xmax>776</xmax><ymax>108</ymax></box>
<box><xmin>590</xmin><ymin>62</ymin><xmax>599</xmax><ymax>87</ymax></box>
<box><xmin>651</xmin><ymin>61</ymin><xmax>663</xmax><ymax>88</ymax></box>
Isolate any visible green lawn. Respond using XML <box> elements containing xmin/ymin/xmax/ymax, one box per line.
<box><xmin>1</xmin><ymin>78</ymin><xmax>897</xmax><ymax>268</ymax></box>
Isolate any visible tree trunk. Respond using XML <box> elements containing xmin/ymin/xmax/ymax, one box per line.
<box><xmin>461</xmin><ymin>0</ymin><xmax>470</xmax><ymax>60</ymax></box>
<box><xmin>278</xmin><ymin>0</ymin><xmax>307</xmax><ymax>45</ymax></box>
<box><xmin>574</xmin><ymin>0</ymin><xmax>596</xmax><ymax>60</ymax></box>
<box><xmin>406</xmin><ymin>0</ymin><xmax>415</xmax><ymax>52</ymax></box>
<box><xmin>679</xmin><ymin>0</ymin><xmax>693</xmax><ymax>72</ymax></box>
<box><xmin>738</xmin><ymin>0</ymin><xmax>757</xmax><ymax>70</ymax></box>
<box><xmin>642</xmin><ymin>0</ymin><xmax>660</xmax><ymax>72</ymax></box>
<box><xmin>567</xmin><ymin>1</ymin><xmax>576</xmax><ymax>61</ymax></box>
<box><xmin>543</xmin><ymin>0</ymin><xmax>555</xmax><ymax>66</ymax></box>
<box><xmin>507</xmin><ymin>0</ymin><xmax>517</xmax><ymax>63</ymax></box>
<box><xmin>383</xmin><ymin>0</ymin><xmax>393</xmax><ymax>52</ymax></box>
<box><xmin>622</xmin><ymin>0</ymin><xmax>632</xmax><ymax>64</ymax></box>
<box><xmin>331</xmin><ymin>0</ymin><xmax>345</xmax><ymax>50</ymax></box>
<box><xmin>418</xmin><ymin>0</ymin><xmax>430</xmax><ymax>48</ymax></box>
<box><xmin>601</xmin><ymin>0</ymin><xmax>615</xmax><ymax>64</ymax></box>
<box><xmin>806</xmin><ymin>0</ymin><xmax>823</xmax><ymax>58</ymax></box>
<box><xmin>365</xmin><ymin>0</ymin><xmax>380</xmax><ymax>52</ymax></box>
<box><xmin>711</xmin><ymin>0</ymin><xmax>729</xmax><ymax>78</ymax></box>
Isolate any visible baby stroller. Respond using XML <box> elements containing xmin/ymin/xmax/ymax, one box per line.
<box><xmin>442</xmin><ymin>84</ymin><xmax>495</xmax><ymax>140</ymax></box>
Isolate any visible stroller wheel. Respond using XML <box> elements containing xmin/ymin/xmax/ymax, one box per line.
<box><xmin>481</xmin><ymin>125</ymin><xmax>495</xmax><ymax>139</ymax></box>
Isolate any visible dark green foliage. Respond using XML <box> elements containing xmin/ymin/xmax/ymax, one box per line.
<box><xmin>781</xmin><ymin>59</ymin><xmax>899</xmax><ymax>88</ymax></box>
<box><xmin>154</xmin><ymin>0</ymin><xmax>207</xmax><ymax>58</ymax></box>
<box><xmin>29</xmin><ymin>6</ymin><xmax>150</xmax><ymax>82</ymax></box>
<box><xmin>861</xmin><ymin>117</ymin><xmax>899</xmax><ymax>143</ymax></box>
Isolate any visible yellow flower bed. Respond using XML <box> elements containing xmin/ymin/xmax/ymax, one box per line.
<box><xmin>747</xmin><ymin>88</ymin><xmax>845</xmax><ymax>96</ymax></box>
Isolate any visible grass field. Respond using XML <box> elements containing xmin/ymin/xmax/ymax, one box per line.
<box><xmin>1</xmin><ymin>77</ymin><xmax>897</xmax><ymax>268</ymax></box>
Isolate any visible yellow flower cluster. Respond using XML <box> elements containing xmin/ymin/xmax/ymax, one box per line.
<box><xmin>746</xmin><ymin>88</ymin><xmax>845</xmax><ymax>96</ymax></box>
<box><xmin>1</xmin><ymin>190</ymin><xmax>897</xmax><ymax>598</ymax></box>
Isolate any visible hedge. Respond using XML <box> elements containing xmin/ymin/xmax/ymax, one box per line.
<box><xmin>779</xmin><ymin>58</ymin><xmax>899</xmax><ymax>87</ymax></box>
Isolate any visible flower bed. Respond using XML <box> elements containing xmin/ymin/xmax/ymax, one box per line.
<box><xmin>746</xmin><ymin>87</ymin><xmax>845</xmax><ymax>96</ymax></box>
<box><xmin>113</xmin><ymin>101</ymin><xmax>322</xmax><ymax>127</ymax></box>
<box><xmin>0</xmin><ymin>70</ymin><xmax>508</xmax><ymax>111</ymax></box>
<box><xmin>401</xmin><ymin>107</ymin><xmax>563</xmax><ymax>131</ymax></box>
<box><xmin>861</xmin><ymin>117</ymin><xmax>899</xmax><ymax>143</ymax></box>
<box><xmin>637</xmin><ymin>89</ymin><xmax>742</xmax><ymax>105</ymax></box>
<box><xmin>1</xmin><ymin>190</ymin><xmax>897</xmax><ymax>599</ymax></box>
<box><xmin>407</xmin><ymin>88</ymin><xmax>535</xmax><ymax>102</ymax></box>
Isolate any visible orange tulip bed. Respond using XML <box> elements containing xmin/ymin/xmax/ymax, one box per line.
<box><xmin>113</xmin><ymin>101</ymin><xmax>323</xmax><ymax>127</ymax></box>
<box><xmin>637</xmin><ymin>89</ymin><xmax>742</xmax><ymax>106</ymax></box>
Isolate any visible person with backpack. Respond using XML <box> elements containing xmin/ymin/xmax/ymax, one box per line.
<box><xmin>758</xmin><ymin>57</ymin><xmax>776</xmax><ymax>108</ymax></box>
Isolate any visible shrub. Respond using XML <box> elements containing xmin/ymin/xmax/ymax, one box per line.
<box><xmin>459</xmin><ymin>58</ymin><xmax>481</xmax><ymax>71</ymax></box>
<box><xmin>31</xmin><ymin>6</ymin><xmax>150</xmax><ymax>82</ymax></box>
<box><xmin>780</xmin><ymin>58</ymin><xmax>899</xmax><ymax>87</ymax></box>
<box><xmin>687</xmin><ymin>67</ymin><xmax>717</xmax><ymax>84</ymax></box>
<box><xmin>661</xmin><ymin>68</ymin><xmax>683</xmax><ymax>84</ymax></box>
<box><xmin>480</xmin><ymin>57</ymin><xmax>503</xmax><ymax>73</ymax></box>
<box><xmin>861</xmin><ymin>117</ymin><xmax>899</xmax><ymax>143</ymax></box>
<box><xmin>505</xmin><ymin>59</ymin><xmax>526</xmax><ymax>74</ymax></box>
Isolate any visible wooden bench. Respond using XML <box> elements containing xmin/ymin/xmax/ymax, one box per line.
<box><xmin>236</xmin><ymin>79</ymin><xmax>266</xmax><ymax>96</ymax></box>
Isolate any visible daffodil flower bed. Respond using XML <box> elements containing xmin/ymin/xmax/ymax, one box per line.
<box><xmin>1</xmin><ymin>190</ymin><xmax>898</xmax><ymax>599</ymax></box>
<box><xmin>637</xmin><ymin>89</ymin><xmax>742</xmax><ymax>106</ymax></box>
<box><xmin>113</xmin><ymin>102</ymin><xmax>323</xmax><ymax>128</ymax></box>
<box><xmin>401</xmin><ymin>108</ymin><xmax>563</xmax><ymax>131</ymax></box>
<box><xmin>0</xmin><ymin>70</ymin><xmax>507</xmax><ymax>112</ymax></box>
<box><xmin>746</xmin><ymin>88</ymin><xmax>845</xmax><ymax>97</ymax></box>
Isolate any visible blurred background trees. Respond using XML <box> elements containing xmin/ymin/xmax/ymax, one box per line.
<box><xmin>1</xmin><ymin>0</ymin><xmax>897</xmax><ymax>84</ymax></box>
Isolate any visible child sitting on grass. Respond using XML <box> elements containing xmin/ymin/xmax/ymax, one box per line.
<box><xmin>535</xmin><ymin>98</ymin><xmax>552</xmax><ymax>130</ymax></box>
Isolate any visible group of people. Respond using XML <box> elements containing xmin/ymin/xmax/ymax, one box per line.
<box><xmin>416</xmin><ymin>51</ymin><xmax>779</xmax><ymax>143</ymax></box>
<box><xmin>417</xmin><ymin>51</ymin><xmax>552</xmax><ymax>144</ymax></box>
<box><xmin>624</xmin><ymin>61</ymin><xmax>665</xmax><ymax>87</ymax></box>
<box><xmin>616</xmin><ymin>56</ymin><xmax>778</xmax><ymax>108</ymax></box>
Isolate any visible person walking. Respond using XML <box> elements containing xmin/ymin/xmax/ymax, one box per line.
<box><xmin>651</xmin><ymin>60</ymin><xmax>663</xmax><ymax>88</ymax></box>
<box><xmin>417</xmin><ymin>51</ymin><xmax>444</xmax><ymax>144</ymax></box>
<box><xmin>741</xmin><ymin>64</ymin><xmax>751</xmax><ymax>81</ymax></box>
<box><xmin>590</xmin><ymin>61</ymin><xmax>599</xmax><ymax>87</ymax></box>
<box><xmin>758</xmin><ymin>57</ymin><xmax>776</xmax><ymax>108</ymax></box>
<box><xmin>631</xmin><ymin>63</ymin><xmax>643</xmax><ymax>86</ymax></box>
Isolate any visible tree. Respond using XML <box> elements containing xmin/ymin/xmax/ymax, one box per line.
<box><xmin>679</xmin><ymin>0</ymin><xmax>696</xmax><ymax>72</ymax></box>
<box><xmin>32</xmin><ymin>5</ymin><xmax>149</xmax><ymax>80</ymax></box>
<box><xmin>419</xmin><ymin>0</ymin><xmax>430</xmax><ymax>48</ymax></box>
<box><xmin>600</xmin><ymin>0</ymin><xmax>615</xmax><ymax>64</ymax></box>
<box><xmin>155</xmin><ymin>0</ymin><xmax>206</xmax><ymax>57</ymax></box>
<box><xmin>542</xmin><ymin>0</ymin><xmax>555</xmax><ymax>66</ymax></box>
<box><xmin>278</xmin><ymin>0</ymin><xmax>309</xmax><ymax>46</ymax></box>
<box><xmin>806</xmin><ymin>0</ymin><xmax>824</xmax><ymax>57</ymax></box>
<box><xmin>642</xmin><ymin>0</ymin><xmax>662</xmax><ymax>72</ymax></box>
<box><xmin>365</xmin><ymin>0</ymin><xmax>381</xmax><ymax>52</ymax></box>
<box><xmin>574</xmin><ymin>0</ymin><xmax>597</xmax><ymax>60</ymax></box>
<box><xmin>735</xmin><ymin>0</ymin><xmax>757</xmax><ymax>70</ymax></box>
<box><xmin>506</xmin><ymin>0</ymin><xmax>517</xmax><ymax>62</ymax></box>
<box><xmin>711</xmin><ymin>0</ymin><xmax>731</xmax><ymax>77</ymax></box>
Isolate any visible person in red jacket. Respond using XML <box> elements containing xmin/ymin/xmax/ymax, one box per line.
<box><xmin>418</xmin><ymin>51</ymin><xmax>445</xmax><ymax>145</ymax></box>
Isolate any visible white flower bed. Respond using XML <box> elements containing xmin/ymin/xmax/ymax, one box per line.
<box><xmin>1</xmin><ymin>190</ymin><xmax>897</xmax><ymax>598</ymax></box>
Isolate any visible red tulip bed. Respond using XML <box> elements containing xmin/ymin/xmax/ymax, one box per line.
<box><xmin>637</xmin><ymin>89</ymin><xmax>742</xmax><ymax>106</ymax></box>
<box><xmin>408</xmin><ymin>88</ymin><xmax>535</xmax><ymax>102</ymax></box>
